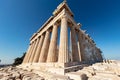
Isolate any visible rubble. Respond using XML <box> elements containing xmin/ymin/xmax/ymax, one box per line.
<box><xmin>0</xmin><ymin>60</ymin><xmax>120</xmax><ymax>80</ymax></box>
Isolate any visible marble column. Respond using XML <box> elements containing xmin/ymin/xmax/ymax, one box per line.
<box><xmin>70</xmin><ymin>26</ymin><xmax>80</xmax><ymax>62</ymax></box>
<box><xmin>58</xmin><ymin>15</ymin><xmax>69</xmax><ymax>63</ymax></box>
<box><xmin>33</xmin><ymin>35</ymin><xmax>44</xmax><ymax>62</ymax></box>
<box><xmin>39</xmin><ymin>30</ymin><xmax>50</xmax><ymax>62</ymax></box>
<box><xmin>28</xmin><ymin>40</ymin><xmax>36</xmax><ymax>63</ymax></box>
<box><xmin>27</xmin><ymin>42</ymin><xmax>35</xmax><ymax>63</ymax></box>
<box><xmin>78</xmin><ymin>31</ymin><xmax>85</xmax><ymax>61</ymax></box>
<box><xmin>29</xmin><ymin>38</ymin><xmax>40</xmax><ymax>63</ymax></box>
<box><xmin>23</xmin><ymin>44</ymin><xmax>32</xmax><ymax>63</ymax></box>
<box><xmin>47</xmin><ymin>23</ymin><xmax>58</xmax><ymax>62</ymax></box>
<box><xmin>77</xmin><ymin>41</ymin><xmax>82</xmax><ymax>61</ymax></box>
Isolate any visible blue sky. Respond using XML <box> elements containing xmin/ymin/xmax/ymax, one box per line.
<box><xmin>0</xmin><ymin>0</ymin><xmax>120</xmax><ymax>64</ymax></box>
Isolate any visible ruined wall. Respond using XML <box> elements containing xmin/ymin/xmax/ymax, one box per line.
<box><xmin>77</xmin><ymin>30</ymin><xmax>103</xmax><ymax>63</ymax></box>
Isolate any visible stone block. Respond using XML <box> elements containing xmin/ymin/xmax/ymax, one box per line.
<box><xmin>66</xmin><ymin>72</ymin><xmax>88</xmax><ymax>80</ymax></box>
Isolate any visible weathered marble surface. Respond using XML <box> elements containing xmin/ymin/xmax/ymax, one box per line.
<box><xmin>0</xmin><ymin>60</ymin><xmax>120</xmax><ymax>80</ymax></box>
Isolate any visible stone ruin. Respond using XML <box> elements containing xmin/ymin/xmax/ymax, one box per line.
<box><xmin>21</xmin><ymin>1</ymin><xmax>103</xmax><ymax>75</ymax></box>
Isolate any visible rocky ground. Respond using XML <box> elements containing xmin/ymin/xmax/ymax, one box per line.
<box><xmin>0</xmin><ymin>60</ymin><xmax>120</xmax><ymax>80</ymax></box>
<box><xmin>0</xmin><ymin>66</ymin><xmax>44</xmax><ymax>80</ymax></box>
<box><xmin>77</xmin><ymin>60</ymin><xmax>120</xmax><ymax>80</ymax></box>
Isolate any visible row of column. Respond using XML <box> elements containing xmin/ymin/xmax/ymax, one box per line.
<box><xmin>23</xmin><ymin>23</ymin><xmax>59</xmax><ymax>63</ymax></box>
<box><xmin>23</xmin><ymin>14</ymin><xmax>83</xmax><ymax>64</ymax></box>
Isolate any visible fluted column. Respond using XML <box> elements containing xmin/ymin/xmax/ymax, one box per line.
<box><xmin>28</xmin><ymin>41</ymin><xmax>36</xmax><ymax>63</ymax></box>
<box><xmin>30</xmin><ymin>38</ymin><xmax>40</xmax><ymax>62</ymax></box>
<box><xmin>77</xmin><ymin>41</ymin><xmax>82</xmax><ymax>61</ymax></box>
<box><xmin>39</xmin><ymin>30</ymin><xmax>50</xmax><ymax>62</ymax></box>
<box><xmin>58</xmin><ymin>15</ymin><xmax>69</xmax><ymax>63</ymax></box>
<box><xmin>27</xmin><ymin>42</ymin><xmax>35</xmax><ymax>62</ymax></box>
<box><xmin>47</xmin><ymin>23</ymin><xmax>58</xmax><ymax>62</ymax></box>
<box><xmin>23</xmin><ymin>44</ymin><xmax>32</xmax><ymax>63</ymax></box>
<box><xmin>78</xmin><ymin>31</ymin><xmax>85</xmax><ymax>61</ymax></box>
<box><xmin>71</xmin><ymin>26</ymin><xmax>80</xmax><ymax>62</ymax></box>
<box><xmin>29</xmin><ymin>39</ymin><xmax>38</xmax><ymax>63</ymax></box>
<box><xmin>33</xmin><ymin>35</ymin><xmax>44</xmax><ymax>62</ymax></box>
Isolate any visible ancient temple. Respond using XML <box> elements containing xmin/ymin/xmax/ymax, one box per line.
<box><xmin>22</xmin><ymin>1</ymin><xmax>103</xmax><ymax>75</ymax></box>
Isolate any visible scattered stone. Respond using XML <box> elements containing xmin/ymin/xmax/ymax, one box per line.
<box><xmin>66</xmin><ymin>72</ymin><xmax>88</xmax><ymax>80</ymax></box>
<box><xmin>0</xmin><ymin>66</ymin><xmax>44</xmax><ymax>80</ymax></box>
<box><xmin>0</xmin><ymin>60</ymin><xmax>120</xmax><ymax>80</ymax></box>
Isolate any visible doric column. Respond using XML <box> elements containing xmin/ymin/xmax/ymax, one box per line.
<box><xmin>29</xmin><ymin>38</ymin><xmax>40</xmax><ymax>63</ymax></box>
<box><xmin>27</xmin><ymin>42</ymin><xmax>35</xmax><ymax>63</ymax></box>
<box><xmin>47</xmin><ymin>23</ymin><xmax>58</xmax><ymax>62</ymax></box>
<box><xmin>78</xmin><ymin>30</ymin><xmax>85</xmax><ymax>61</ymax></box>
<box><xmin>70</xmin><ymin>26</ymin><xmax>80</xmax><ymax>62</ymax></box>
<box><xmin>23</xmin><ymin>44</ymin><xmax>32</xmax><ymax>63</ymax></box>
<box><xmin>33</xmin><ymin>35</ymin><xmax>44</xmax><ymax>62</ymax></box>
<box><xmin>29</xmin><ymin>39</ymin><xmax>38</xmax><ymax>63</ymax></box>
<box><xmin>58</xmin><ymin>15</ymin><xmax>69</xmax><ymax>63</ymax></box>
<box><xmin>39</xmin><ymin>30</ymin><xmax>50</xmax><ymax>62</ymax></box>
<box><xmin>77</xmin><ymin>41</ymin><xmax>82</xmax><ymax>61</ymax></box>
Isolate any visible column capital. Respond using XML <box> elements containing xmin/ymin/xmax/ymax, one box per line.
<box><xmin>45</xmin><ymin>30</ymin><xmax>50</xmax><ymax>34</ymax></box>
<box><xmin>61</xmin><ymin>14</ymin><xmax>68</xmax><ymax>20</ymax></box>
<box><xmin>71</xmin><ymin>25</ymin><xmax>75</xmax><ymax>29</ymax></box>
<box><xmin>53</xmin><ymin>22</ymin><xmax>59</xmax><ymax>26</ymax></box>
<box><xmin>69</xmin><ymin>23</ymin><xmax>74</xmax><ymax>27</ymax></box>
<box><xmin>30</xmin><ymin>41</ymin><xmax>33</xmax><ymax>44</ymax></box>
